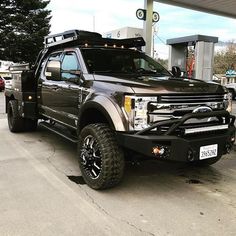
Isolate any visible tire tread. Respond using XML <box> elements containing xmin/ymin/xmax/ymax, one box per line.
<box><xmin>8</xmin><ymin>100</ymin><xmax>24</xmax><ymax>132</ymax></box>
<box><xmin>78</xmin><ymin>123</ymin><xmax>124</xmax><ymax>189</ymax></box>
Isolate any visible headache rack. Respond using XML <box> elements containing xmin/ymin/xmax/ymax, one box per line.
<box><xmin>44</xmin><ymin>29</ymin><xmax>145</xmax><ymax>49</ymax></box>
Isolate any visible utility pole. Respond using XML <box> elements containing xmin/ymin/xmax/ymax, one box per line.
<box><xmin>143</xmin><ymin>0</ymin><xmax>153</xmax><ymax>56</ymax></box>
<box><xmin>93</xmin><ymin>15</ymin><xmax>96</xmax><ymax>32</ymax></box>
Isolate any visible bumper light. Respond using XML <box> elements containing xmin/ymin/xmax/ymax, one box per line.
<box><xmin>152</xmin><ymin>145</ymin><xmax>170</xmax><ymax>159</ymax></box>
<box><xmin>184</xmin><ymin>124</ymin><xmax>229</xmax><ymax>135</ymax></box>
<box><xmin>152</xmin><ymin>146</ymin><xmax>165</xmax><ymax>155</ymax></box>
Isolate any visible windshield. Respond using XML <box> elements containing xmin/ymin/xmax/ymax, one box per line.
<box><xmin>81</xmin><ymin>48</ymin><xmax>170</xmax><ymax>76</ymax></box>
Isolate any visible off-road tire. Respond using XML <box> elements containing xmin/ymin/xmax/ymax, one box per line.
<box><xmin>190</xmin><ymin>155</ymin><xmax>222</xmax><ymax>167</ymax></box>
<box><xmin>78</xmin><ymin>123</ymin><xmax>125</xmax><ymax>190</ymax></box>
<box><xmin>7</xmin><ymin>100</ymin><xmax>25</xmax><ymax>132</ymax></box>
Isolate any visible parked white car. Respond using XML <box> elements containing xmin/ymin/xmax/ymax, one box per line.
<box><xmin>225</xmin><ymin>83</ymin><xmax>236</xmax><ymax>100</ymax></box>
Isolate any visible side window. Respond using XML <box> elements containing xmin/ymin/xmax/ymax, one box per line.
<box><xmin>48</xmin><ymin>52</ymin><xmax>61</xmax><ymax>61</ymax></box>
<box><xmin>61</xmin><ymin>52</ymin><xmax>80</xmax><ymax>79</ymax></box>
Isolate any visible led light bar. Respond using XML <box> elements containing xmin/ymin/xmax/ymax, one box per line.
<box><xmin>184</xmin><ymin>124</ymin><xmax>229</xmax><ymax>134</ymax></box>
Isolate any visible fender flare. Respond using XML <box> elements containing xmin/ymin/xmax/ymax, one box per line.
<box><xmin>79</xmin><ymin>96</ymin><xmax>127</xmax><ymax>132</ymax></box>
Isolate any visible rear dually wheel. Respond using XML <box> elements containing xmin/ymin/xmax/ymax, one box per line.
<box><xmin>7</xmin><ymin>100</ymin><xmax>25</xmax><ymax>132</ymax></box>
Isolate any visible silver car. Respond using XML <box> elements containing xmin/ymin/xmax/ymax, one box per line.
<box><xmin>225</xmin><ymin>83</ymin><xmax>236</xmax><ymax>100</ymax></box>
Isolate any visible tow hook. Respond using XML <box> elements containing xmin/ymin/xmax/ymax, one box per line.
<box><xmin>187</xmin><ymin>148</ymin><xmax>195</xmax><ymax>162</ymax></box>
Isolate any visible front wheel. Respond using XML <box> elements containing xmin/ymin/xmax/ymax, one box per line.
<box><xmin>78</xmin><ymin>123</ymin><xmax>125</xmax><ymax>190</ymax></box>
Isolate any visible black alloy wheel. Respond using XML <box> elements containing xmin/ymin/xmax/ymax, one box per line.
<box><xmin>80</xmin><ymin>134</ymin><xmax>102</xmax><ymax>179</ymax></box>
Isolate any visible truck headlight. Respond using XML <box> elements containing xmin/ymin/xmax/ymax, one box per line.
<box><xmin>124</xmin><ymin>96</ymin><xmax>133</xmax><ymax>114</ymax></box>
<box><xmin>224</xmin><ymin>93</ymin><xmax>232</xmax><ymax>113</ymax></box>
<box><xmin>124</xmin><ymin>95</ymin><xmax>157</xmax><ymax>130</ymax></box>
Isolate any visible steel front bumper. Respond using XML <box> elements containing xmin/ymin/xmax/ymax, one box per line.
<box><xmin>117</xmin><ymin>111</ymin><xmax>236</xmax><ymax>162</ymax></box>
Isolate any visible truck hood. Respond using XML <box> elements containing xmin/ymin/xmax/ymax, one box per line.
<box><xmin>93</xmin><ymin>74</ymin><xmax>226</xmax><ymax>94</ymax></box>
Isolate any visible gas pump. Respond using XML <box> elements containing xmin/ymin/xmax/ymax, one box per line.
<box><xmin>167</xmin><ymin>35</ymin><xmax>218</xmax><ymax>81</ymax></box>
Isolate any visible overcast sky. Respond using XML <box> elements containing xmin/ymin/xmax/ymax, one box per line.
<box><xmin>47</xmin><ymin>0</ymin><xmax>236</xmax><ymax>59</ymax></box>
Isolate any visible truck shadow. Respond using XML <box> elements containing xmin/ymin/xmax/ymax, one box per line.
<box><xmin>116</xmin><ymin>150</ymin><xmax>236</xmax><ymax>193</ymax></box>
<box><xmin>29</xmin><ymin>126</ymin><xmax>236</xmax><ymax>193</ymax></box>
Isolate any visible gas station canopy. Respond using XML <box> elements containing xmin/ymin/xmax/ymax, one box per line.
<box><xmin>143</xmin><ymin>0</ymin><xmax>236</xmax><ymax>56</ymax></box>
<box><xmin>155</xmin><ymin>0</ymin><xmax>236</xmax><ymax>19</ymax></box>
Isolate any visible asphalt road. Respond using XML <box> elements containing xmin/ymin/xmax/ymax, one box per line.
<box><xmin>0</xmin><ymin>91</ymin><xmax>236</xmax><ymax>236</ymax></box>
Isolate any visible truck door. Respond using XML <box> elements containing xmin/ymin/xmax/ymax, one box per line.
<box><xmin>38</xmin><ymin>52</ymin><xmax>63</xmax><ymax>121</ymax></box>
<box><xmin>55</xmin><ymin>51</ymin><xmax>81</xmax><ymax>128</ymax></box>
<box><xmin>38</xmin><ymin>51</ymin><xmax>81</xmax><ymax>129</ymax></box>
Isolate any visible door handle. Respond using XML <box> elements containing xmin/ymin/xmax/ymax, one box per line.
<box><xmin>51</xmin><ymin>85</ymin><xmax>59</xmax><ymax>90</ymax></box>
<box><xmin>42</xmin><ymin>83</ymin><xmax>59</xmax><ymax>90</ymax></box>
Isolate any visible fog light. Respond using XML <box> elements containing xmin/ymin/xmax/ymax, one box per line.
<box><xmin>152</xmin><ymin>146</ymin><xmax>165</xmax><ymax>155</ymax></box>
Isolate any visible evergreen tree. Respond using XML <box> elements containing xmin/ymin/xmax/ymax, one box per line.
<box><xmin>0</xmin><ymin>0</ymin><xmax>51</xmax><ymax>64</ymax></box>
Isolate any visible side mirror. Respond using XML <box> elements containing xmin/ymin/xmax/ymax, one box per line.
<box><xmin>171</xmin><ymin>66</ymin><xmax>181</xmax><ymax>78</ymax></box>
<box><xmin>45</xmin><ymin>60</ymin><xmax>61</xmax><ymax>81</ymax></box>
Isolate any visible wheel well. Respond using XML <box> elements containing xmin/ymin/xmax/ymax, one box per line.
<box><xmin>79</xmin><ymin>108</ymin><xmax>114</xmax><ymax>131</ymax></box>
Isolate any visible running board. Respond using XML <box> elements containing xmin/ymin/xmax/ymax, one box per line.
<box><xmin>39</xmin><ymin>122</ymin><xmax>78</xmax><ymax>143</ymax></box>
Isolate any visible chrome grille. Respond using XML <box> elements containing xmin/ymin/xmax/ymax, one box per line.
<box><xmin>148</xmin><ymin>94</ymin><xmax>225</xmax><ymax>123</ymax></box>
<box><xmin>160</xmin><ymin>94</ymin><xmax>224</xmax><ymax>103</ymax></box>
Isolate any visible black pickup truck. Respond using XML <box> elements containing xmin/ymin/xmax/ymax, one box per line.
<box><xmin>5</xmin><ymin>30</ymin><xmax>235</xmax><ymax>189</ymax></box>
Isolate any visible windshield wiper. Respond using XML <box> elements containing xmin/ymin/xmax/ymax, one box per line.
<box><xmin>135</xmin><ymin>68</ymin><xmax>169</xmax><ymax>76</ymax></box>
<box><xmin>135</xmin><ymin>68</ymin><xmax>155</xmax><ymax>74</ymax></box>
<box><xmin>93</xmin><ymin>70</ymin><xmax>113</xmax><ymax>74</ymax></box>
<box><xmin>153</xmin><ymin>72</ymin><xmax>170</xmax><ymax>76</ymax></box>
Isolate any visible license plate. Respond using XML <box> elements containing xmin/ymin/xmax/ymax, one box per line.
<box><xmin>199</xmin><ymin>144</ymin><xmax>218</xmax><ymax>160</ymax></box>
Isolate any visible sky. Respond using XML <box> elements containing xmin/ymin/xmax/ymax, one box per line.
<box><xmin>47</xmin><ymin>0</ymin><xmax>236</xmax><ymax>59</ymax></box>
